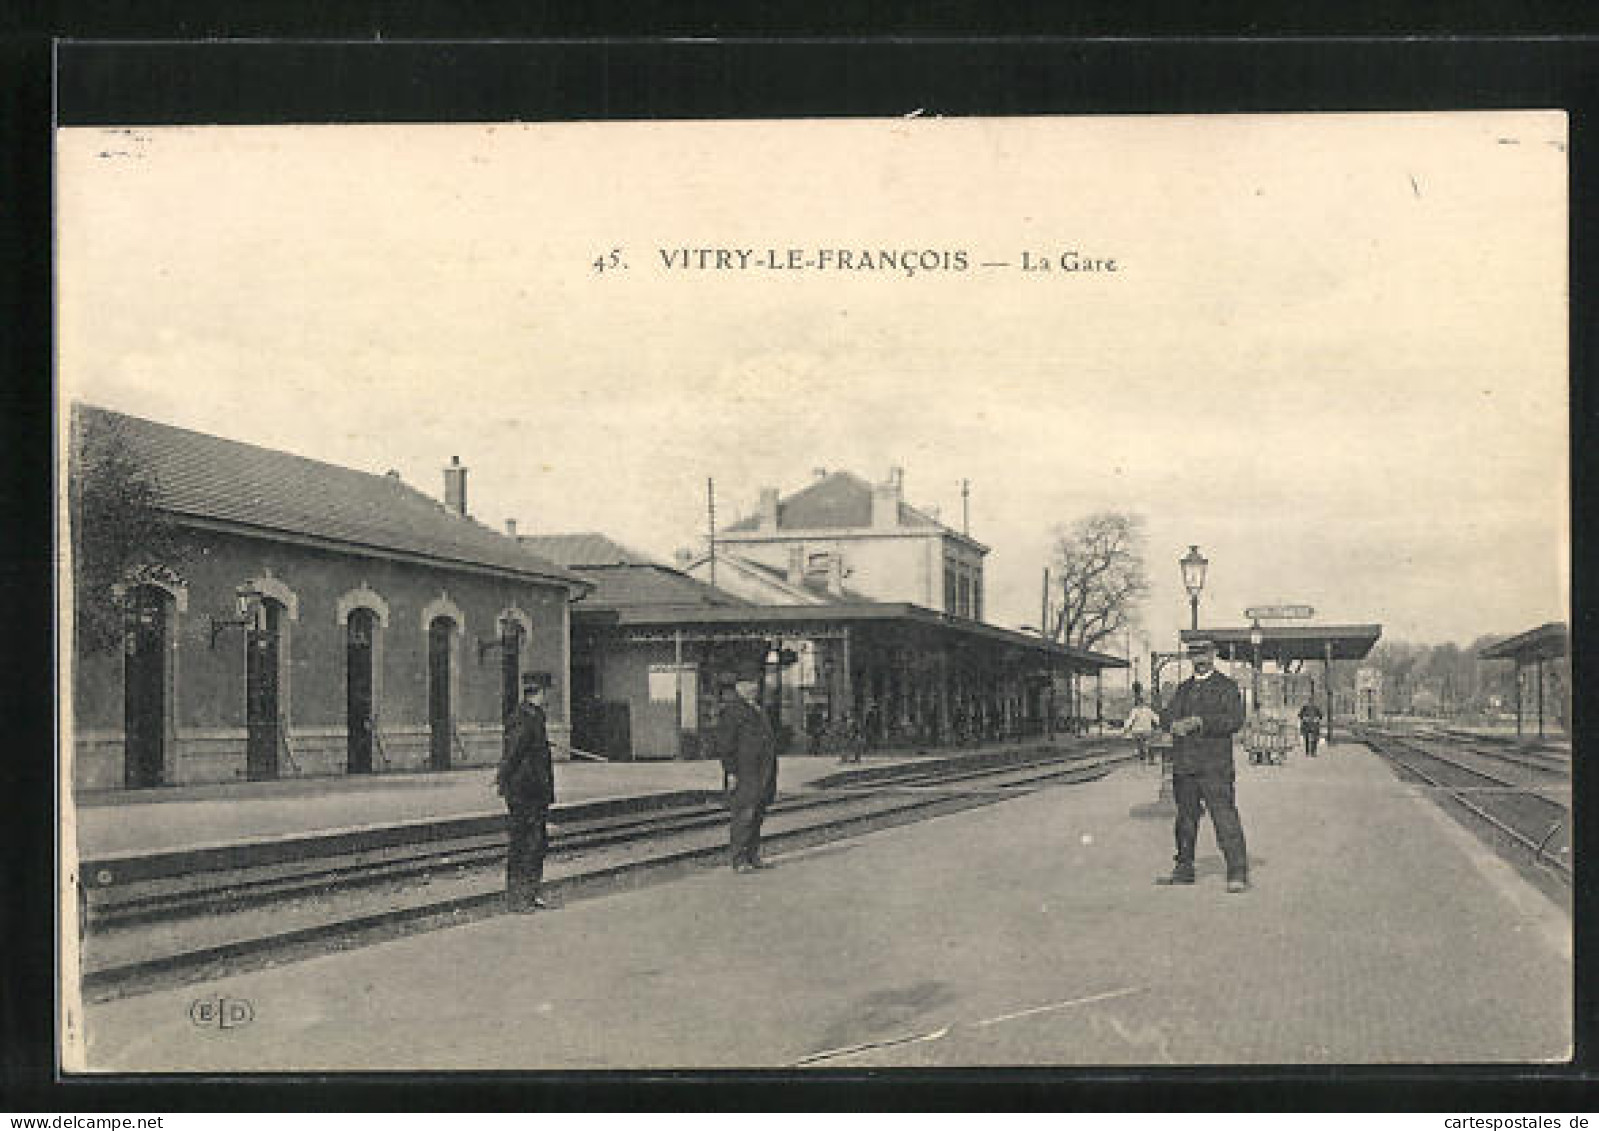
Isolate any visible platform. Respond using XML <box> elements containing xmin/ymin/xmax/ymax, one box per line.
<box><xmin>72</xmin><ymin>738</ymin><xmax>1571</xmax><ymax>1070</ymax></box>
<box><xmin>69</xmin><ymin>751</ymin><xmax>929</xmax><ymax>859</ymax></box>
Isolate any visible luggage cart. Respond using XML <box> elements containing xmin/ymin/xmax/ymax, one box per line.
<box><xmin>1245</xmin><ymin>716</ymin><xmax>1291</xmax><ymax>765</ymax></box>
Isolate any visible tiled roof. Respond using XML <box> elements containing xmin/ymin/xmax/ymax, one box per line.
<box><xmin>573</xmin><ymin>562</ymin><xmax>751</xmax><ymax>610</ymax></box>
<box><xmin>720</xmin><ymin>471</ymin><xmax>947</xmax><ymax>534</ymax></box>
<box><xmin>516</xmin><ymin>533</ymin><xmax>662</xmax><ymax>568</ymax></box>
<box><xmin>74</xmin><ymin>405</ymin><xmax>586</xmax><ymax>587</ymax></box>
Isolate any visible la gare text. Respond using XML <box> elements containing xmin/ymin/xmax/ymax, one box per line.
<box><xmin>589</xmin><ymin>247</ymin><xmax>1121</xmax><ymax>275</ymax></box>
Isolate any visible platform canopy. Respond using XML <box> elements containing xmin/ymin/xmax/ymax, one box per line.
<box><xmin>1180</xmin><ymin>624</ymin><xmax>1382</xmax><ymax>664</ymax></box>
<box><xmin>581</xmin><ymin>601</ymin><xmax>1128</xmax><ymax>673</ymax></box>
<box><xmin>1477</xmin><ymin>621</ymin><xmax>1568</xmax><ymax>664</ymax></box>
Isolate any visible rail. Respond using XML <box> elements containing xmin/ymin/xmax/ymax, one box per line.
<box><xmin>1351</xmin><ymin>724</ymin><xmax>1571</xmax><ymax>884</ymax></box>
<box><xmin>79</xmin><ymin>741</ymin><xmax>1136</xmax><ymax>998</ymax></box>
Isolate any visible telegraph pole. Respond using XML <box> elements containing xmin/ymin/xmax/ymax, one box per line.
<box><xmin>1040</xmin><ymin>567</ymin><xmax>1050</xmax><ymax>640</ymax></box>
<box><xmin>706</xmin><ymin>477</ymin><xmax>717</xmax><ymax>589</ymax></box>
<box><xmin>961</xmin><ymin>478</ymin><xmax>970</xmax><ymax>535</ymax></box>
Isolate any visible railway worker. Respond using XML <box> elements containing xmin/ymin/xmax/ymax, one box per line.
<box><xmin>1121</xmin><ymin>689</ymin><xmax>1161</xmax><ymax>765</ymax></box>
<box><xmin>1298</xmin><ymin>699</ymin><xmax>1325</xmax><ymax>757</ymax></box>
<box><xmin>497</xmin><ymin>672</ymin><xmax>557</xmax><ymax>912</ymax></box>
<box><xmin>714</xmin><ymin>669</ymin><xmax>779</xmax><ymax>873</ymax></box>
<box><xmin>1159</xmin><ymin>638</ymin><xmax>1251</xmax><ymax>893</ymax></box>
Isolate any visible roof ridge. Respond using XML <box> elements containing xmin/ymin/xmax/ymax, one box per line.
<box><xmin>79</xmin><ymin>403</ymin><xmax>431</xmax><ymax>491</ymax></box>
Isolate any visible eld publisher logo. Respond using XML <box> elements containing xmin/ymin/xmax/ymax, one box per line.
<box><xmin>190</xmin><ymin>996</ymin><xmax>254</xmax><ymax>1030</ymax></box>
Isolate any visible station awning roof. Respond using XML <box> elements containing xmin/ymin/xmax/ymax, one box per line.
<box><xmin>576</xmin><ymin>601</ymin><xmax>1128</xmax><ymax>671</ymax></box>
<box><xmin>1477</xmin><ymin>621</ymin><xmax>1568</xmax><ymax>663</ymax></box>
<box><xmin>1180</xmin><ymin>624</ymin><xmax>1382</xmax><ymax>663</ymax></box>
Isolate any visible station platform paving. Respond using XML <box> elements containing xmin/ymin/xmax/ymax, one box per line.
<box><xmin>73</xmin><ymin>739</ymin><xmax>1572</xmax><ymax>1070</ymax></box>
<box><xmin>70</xmin><ymin>750</ymin><xmax>930</xmax><ymax>859</ymax></box>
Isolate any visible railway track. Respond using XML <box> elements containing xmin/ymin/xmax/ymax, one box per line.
<box><xmin>78</xmin><ymin>743</ymin><xmax>1135</xmax><ymax>998</ymax></box>
<box><xmin>1351</xmin><ymin>725</ymin><xmax>1571</xmax><ymax>885</ymax></box>
<box><xmin>1407</xmin><ymin>724</ymin><xmax>1571</xmax><ymax>777</ymax></box>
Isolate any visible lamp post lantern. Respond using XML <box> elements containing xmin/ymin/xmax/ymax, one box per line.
<box><xmin>1180</xmin><ymin>545</ymin><xmax>1208</xmax><ymax>631</ymax></box>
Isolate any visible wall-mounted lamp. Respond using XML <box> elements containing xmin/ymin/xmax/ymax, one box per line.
<box><xmin>478</xmin><ymin>620</ymin><xmax>526</xmax><ymax>664</ymax></box>
<box><xmin>209</xmin><ymin>583</ymin><xmax>265</xmax><ymax>649</ymax></box>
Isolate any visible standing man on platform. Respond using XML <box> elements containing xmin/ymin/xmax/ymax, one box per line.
<box><xmin>1159</xmin><ymin>638</ymin><xmax>1250</xmax><ymax>893</ymax></box>
<box><xmin>497</xmin><ymin>672</ymin><xmax>556</xmax><ymax>912</ymax></box>
<box><xmin>1298</xmin><ymin>698</ymin><xmax>1325</xmax><ymax>757</ymax></box>
<box><xmin>715</xmin><ymin>669</ymin><xmax>779</xmax><ymax>873</ymax></box>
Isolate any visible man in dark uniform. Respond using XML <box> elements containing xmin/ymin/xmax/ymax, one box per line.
<box><xmin>714</xmin><ymin>669</ymin><xmax>779</xmax><ymax>873</ymax></box>
<box><xmin>1160</xmin><ymin>638</ymin><xmax>1250</xmax><ymax>893</ymax></box>
<box><xmin>497</xmin><ymin>672</ymin><xmax>556</xmax><ymax>911</ymax></box>
<box><xmin>1298</xmin><ymin>699</ymin><xmax>1325</xmax><ymax>756</ymax></box>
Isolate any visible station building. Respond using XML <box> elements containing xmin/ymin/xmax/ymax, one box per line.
<box><xmin>522</xmin><ymin>520</ymin><xmax>1124</xmax><ymax>762</ymax></box>
<box><xmin>684</xmin><ymin>468</ymin><xmax>989</xmax><ymax>619</ymax></box>
<box><xmin>69</xmin><ymin>406</ymin><xmax>589</xmax><ymax>790</ymax></box>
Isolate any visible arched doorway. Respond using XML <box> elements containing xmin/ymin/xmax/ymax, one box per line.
<box><xmin>428</xmin><ymin>616</ymin><xmax>455</xmax><ymax>770</ymax></box>
<box><xmin>123</xmin><ymin>585</ymin><xmax>170</xmax><ymax>788</ymax></box>
<box><xmin>346</xmin><ymin>607</ymin><xmax>377</xmax><ymax>774</ymax></box>
<box><xmin>246</xmin><ymin>599</ymin><xmax>286</xmax><ymax>781</ymax></box>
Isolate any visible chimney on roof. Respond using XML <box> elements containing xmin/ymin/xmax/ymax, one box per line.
<box><xmin>674</xmin><ymin>547</ymin><xmax>694</xmax><ymax>569</ymax></box>
<box><xmin>872</xmin><ymin>468</ymin><xmax>903</xmax><ymax>529</ymax></box>
<box><xmin>787</xmin><ymin>544</ymin><xmax>805</xmax><ymax>586</ymax></box>
<box><xmin>443</xmin><ymin>456</ymin><xmax>468</xmax><ymax>516</ymax></box>
<box><xmin>812</xmin><ymin>466</ymin><xmax>828</xmax><ymax>480</ymax></box>
<box><xmin>385</xmin><ymin>469</ymin><xmax>402</xmax><ymax>481</ymax></box>
<box><xmin>758</xmin><ymin>486</ymin><xmax>780</xmax><ymax>531</ymax></box>
<box><xmin>505</xmin><ymin>518</ymin><xmax>517</xmax><ymax>538</ymax></box>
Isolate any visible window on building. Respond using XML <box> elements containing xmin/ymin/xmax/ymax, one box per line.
<box><xmin>944</xmin><ymin>557</ymin><xmax>958</xmax><ymax>613</ymax></box>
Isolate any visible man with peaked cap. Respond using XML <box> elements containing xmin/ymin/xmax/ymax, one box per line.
<box><xmin>713</xmin><ymin>667</ymin><xmax>779</xmax><ymax>873</ymax></box>
<box><xmin>497</xmin><ymin>671</ymin><xmax>556</xmax><ymax>911</ymax></box>
<box><xmin>1159</xmin><ymin>638</ymin><xmax>1250</xmax><ymax>893</ymax></box>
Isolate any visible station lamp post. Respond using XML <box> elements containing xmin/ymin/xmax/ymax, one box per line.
<box><xmin>1157</xmin><ymin>546</ymin><xmax>1208</xmax><ymax>809</ymax></box>
<box><xmin>1249</xmin><ymin>620</ymin><xmax>1264</xmax><ymax>715</ymax></box>
<box><xmin>1180</xmin><ymin>545</ymin><xmax>1208</xmax><ymax>632</ymax></box>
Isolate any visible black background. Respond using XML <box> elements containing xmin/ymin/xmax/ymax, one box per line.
<box><xmin>3</xmin><ymin>8</ymin><xmax>1595</xmax><ymax>1112</ymax></box>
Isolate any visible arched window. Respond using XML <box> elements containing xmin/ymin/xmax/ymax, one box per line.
<box><xmin>246</xmin><ymin>597</ymin><xmax>290</xmax><ymax>780</ymax></box>
<box><xmin>346</xmin><ymin>608</ymin><xmax>378</xmax><ymax>773</ymax></box>
<box><xmin>428</xmin><ymin>615</ymin><xmax>458</xmax><ymax>770</ymax></box>
<box><xmin>123</xmin><ymin>584</ymin><xmax>173</xmax><ymax>788</ymax></box>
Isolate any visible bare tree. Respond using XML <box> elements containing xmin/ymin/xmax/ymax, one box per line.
<box><xmin>1045</xmin><ymin>511</ymin><xmax>1149</xmax><ymax>651</ymax></box>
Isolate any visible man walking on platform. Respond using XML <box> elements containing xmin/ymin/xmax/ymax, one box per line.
<box><xmin>1159</xmin><ymin>638</ymin><xmax>1250</xmax><ymax>893</ymax></box>
<box><xmin>497</xmin><ymin>673</ymin><xmax>556</xmax><ymax>912</ymax></box>
<box><xmin>714</xmin><ymin>669</ymin><xmax>779</xmax><ymax>873</ymax></box>
<box><xmin>1298</xmin><ymin>699</ymin><xmax>1325</xmax><ymax>756</ymax></box>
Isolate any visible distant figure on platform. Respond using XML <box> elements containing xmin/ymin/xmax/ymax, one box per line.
<box><xmin>497</xmin><ymin>673</ymin><xmax>556</xmax><ymax>912</ymax></box>
<box><xmin>1298</xmin><ymin>700</ymin><xmax>1325</xmax><ymax>757</ymax></box>
<box><xmin>715</xmin><ymin>671</ymin><xmax>779</xmax><ymax>873</ymax></box>
<box><xmin>1121</xmin><ymin>692</ymin><xmax>1161</xmax><ymax>765</ymax></box>
<box><xmin>805</xmin><ymin>701</ymin><xmax>826</xmax><ymax>757</ymax></box>
<box><xmin>837</xmin><ymin>710</ymin><xmax>864</xmax><ymax>764</ymax></box>
<box><xmin>1159</xmin><ymin>638</ymin><xmax>1250</xmax><ymax>893</ymax></box>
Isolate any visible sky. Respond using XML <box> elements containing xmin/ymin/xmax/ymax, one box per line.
<box><xmin>56</xmin><ymin>113</ymin><xmax>1569</xmax><ymax>657</ymax></box>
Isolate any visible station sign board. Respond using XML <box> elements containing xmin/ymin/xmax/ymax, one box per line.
<box><xmin>1245</xmin><ymin>604</ymin><xmax>1315</xmax><ymax>620</ymax></box>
